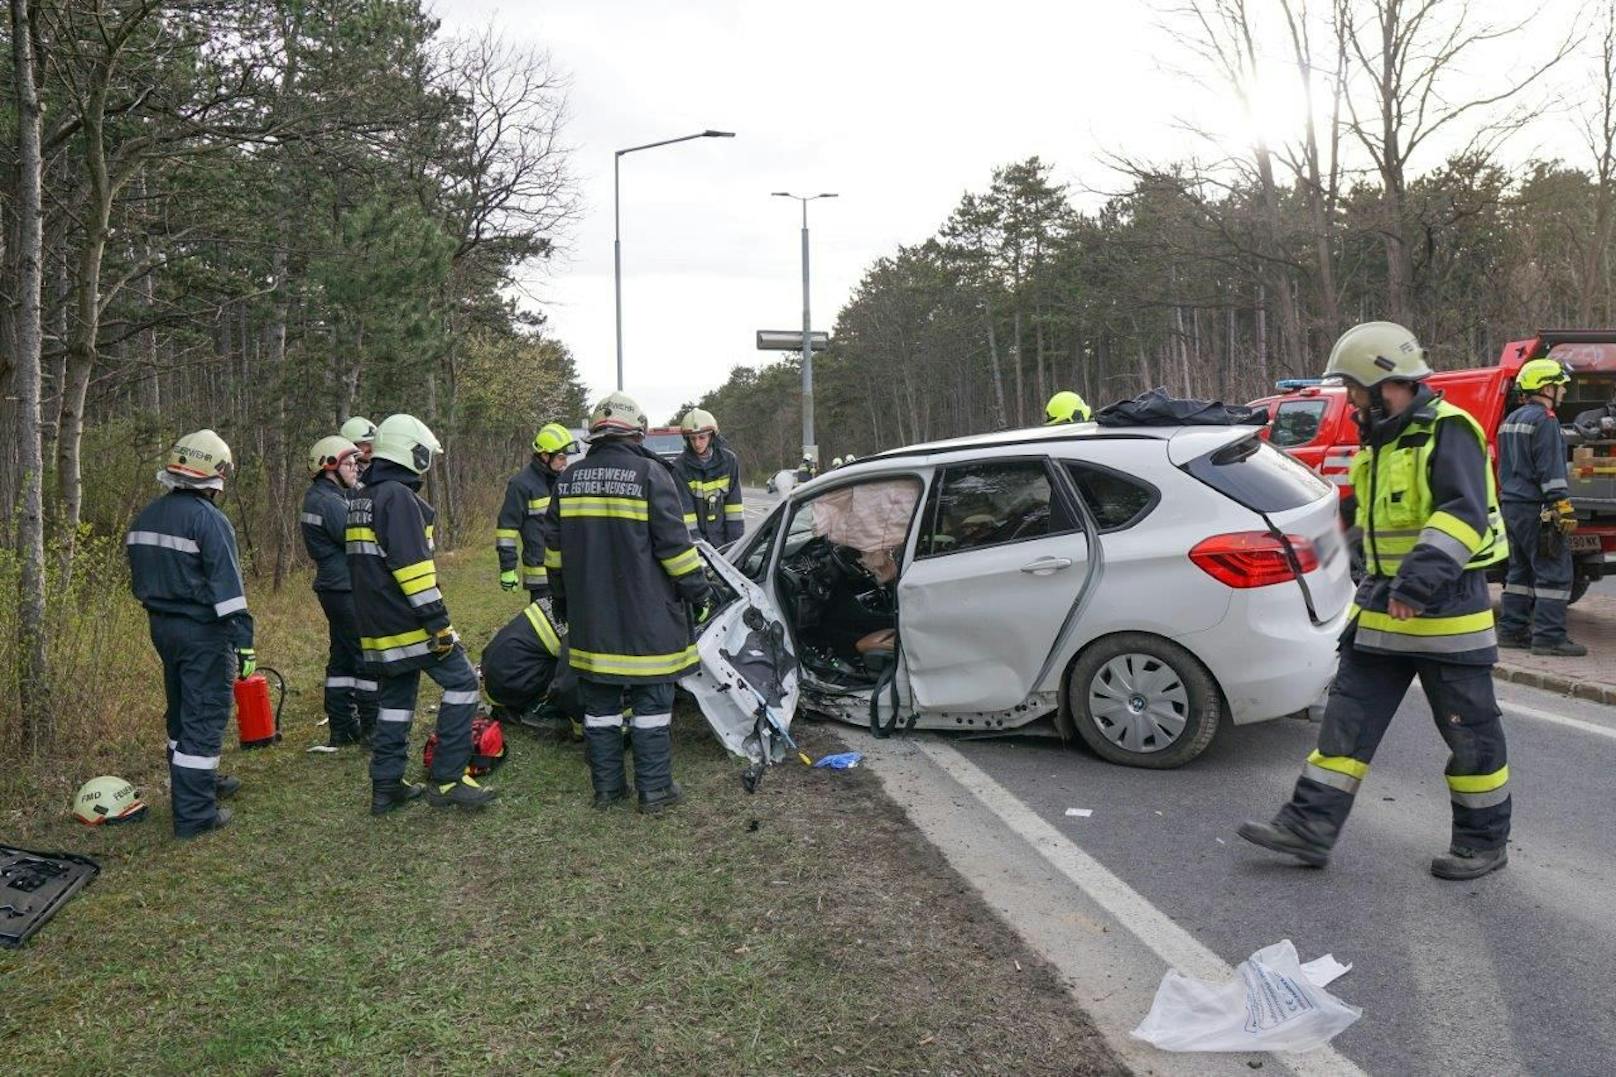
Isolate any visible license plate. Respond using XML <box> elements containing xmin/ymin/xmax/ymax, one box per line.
<box><xmin>1568</xmin><ymin>533</ymin><xmax>1601</xmax><ymax>554</ymax></box>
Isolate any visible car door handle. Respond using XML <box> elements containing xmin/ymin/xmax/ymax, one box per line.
<box><xmin>1020</xmin><ymin>556</ymin><xmax>1073</xmax><ymax>575</ymax></box>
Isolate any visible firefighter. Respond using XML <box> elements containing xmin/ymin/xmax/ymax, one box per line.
<box><xmin>1239</xmin><ymin>322</ymin><xmax>1513</xmax><ymax>881</ymax></box>
<box><xmin>347</xmin><ymin>413</ymin><xmax>496</xmax><ymax>815</ymax></box>
<box><xmin>125</xmin><ymin>430</ymin><xmax>251</xmax><ymax>838</ymax></box>
<box><xmin>481</xmin><ymin>598</ymin><xmax>568</xmax><ymax>726</ymax></box>
<box><xmin>1045</xmin><ymin>390</ymin><xmax>1091</xmax><ymax>425</ymax></box>
<box><xmin>496</xmin><ymin>422</ymin><xmax>576</xmax><ymax>607</ymax></box>
<box><xmin>540</xmin><ymin>391</ymin><xmax>714</xmax><ymax>813</ymax></box>
<box><xmin>672</xmin><ymin>408</ymin><xmax>744</xmax><ymax>547</ymax></box>
<box><xmin>1497</xmin><ymin>359</ymin><xmax>1584</xmax><ymax>656</ymax></box>
<box><xmin>795</xmin><ymin>454</ymin><xmax>816</xmax><ymax>483</ymax></box>
<box><xmin>341</xmin><ymin>416</ymin><xmax>377</xmax><ymax>485</ymax></box>
<box><xmin>300</xmin><ymin>435</ymin><xmax>377</xmax><ymax>748</ymax></box>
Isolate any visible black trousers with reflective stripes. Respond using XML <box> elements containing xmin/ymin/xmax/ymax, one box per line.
<box><xmin>148</xmin><ymin>613</ymin><xmax>233</xmax><ymax>836</ymax></box>
<box><xmin>579</xmin><ymin>680</ymin><xmax>676</xmax><ymax>795</ymax></box>
<box><xmin>370</xmin><ymin>649</ymin><xmax>481</xmax><ymax>785</ymax></box>
<box><xmin>1497</xmin><ymin>501</ymin><xmax>1572</xmax><ymax>645</ymax></box>
<box><xmin>1277</xmin><ymin>643</ymin><xmax>1511</xmax><ymax>852</ymax></box>
<box><xmin>317</xmin><ymin>590</ymin><xmax>377</xmax><ymax>740</ymax></box>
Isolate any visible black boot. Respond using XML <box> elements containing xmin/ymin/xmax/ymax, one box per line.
<box><xmin>1497</xmin><ymin>632</ymin><xmax>1530</xmax><ymax>650</ymax></box>
<box><xmin>177</xmin><ymin>807</ymin><xmax>233</xmax><ymax>839</ymax></box>
<box><xmin>370</xmin><ymin>779</ymin><xmax>424</xmax><ymax>816</ymax></box>
<box><xmin>215</xmin><ymin>774</ymin><xmax>242</xmax><ymax>799</ymax></box>
<box><xmin>585</xmin><ymin>725</ymin><xmax>627</xmax><ymax>808</ymax></box>
<box><xmin>1431</xmin><ymin>844</ymin><xmax>1508</xmax><ymax>880</ymax></box>
<box><xmin>1237</xmin><ymin>819</ymin><xmax>1330</xmax><ymax>867</ymax></box>
<box><xmin>424</xmin><ymin>775</ymin><xmax>498</xmax><ymax>809</ymax></box>
<box><xmin>638</xmin><ymin>781</ymin><xmax>684</xmax><ymax>815</ymax></box>
<box><xmin>1531</xmin><ymin>639</ymin><xmax>1588</xmax><ymax>657</ymax></box>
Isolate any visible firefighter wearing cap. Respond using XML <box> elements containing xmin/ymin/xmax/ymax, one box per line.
<box><xmin>1497</xmin><ymin>359</ymin><xmax>1583</xmax><ymax>656</ymax></box>
<box><xmin>671</xmin><ymin>408</ymin><xmax>744</xmax><ymax>547</ymax></box>
<box><xmin>1045</xmin><ymin>390</ymin><xmax>1091</xmax><ymax>425</ymax></box>
<box><xmin>347</xmin><ymin>413</ymin><xmax>496</xmax><ymax>815</ymax></box>
<box><xmin>1240</xmin><ymin>321</ymin><xmax>1513</xmax><ymax>881</ymax></box>
<box><xmin>341</xmin><ymin>416</ymin><xmax>377</xmax><ymax>485</ymax></box>
<box><xmin>496</xmin><ymin>422</ymin><xmax>575</xmax><ymax>606</ymax></box>
<box><xmin>301</xmin><ymin>435</ymin><xmax>376</xmax><ymax>747</ymax></box>
<box><xmin>540</xmin><ymin>391</ymin><xmax>714</xmax><ymax>813</ymax></box>
<box><xmin>125</xmin><ymin>429</ymin><xmax>251</xmax><ymax>838</ymax></box>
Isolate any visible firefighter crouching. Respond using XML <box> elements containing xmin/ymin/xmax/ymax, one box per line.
<box><xmin>481</xmin><ymin>599</ymin><xmax>572</xmax><ymax>732</ymax></box>
<box><xmin>347</xmin><ymin>413</ymin><xmax>496</xmax><ymax>815</ymax></box>
<box><xmin>1240</xmin><ymin>321</ymin><xmax>1514</xmax><ymax>881</ymax></box>
<box><xmin>496</xmin><ymin>422</ymin><xmax>576</xmax><ymax>607</ymax></box>
<box><xmin>672</xmin><ymin>408</ymin><xmax>744</xmax><ymax>547</ymax></box>
<box><xmin>541</xmin><ymin>391</ymin><xmax>714</xmax><ymax>813</ymax></box>
<box><xmin>125</xmin><ymin>430</ymin><xmax>252</xmax><ymax>839</ymax></box>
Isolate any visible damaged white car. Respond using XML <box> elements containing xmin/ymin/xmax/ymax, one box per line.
<box><xmin>688</xmin><ymin>422</ymin><xmax>1352</xmax><ymax>769</ymax></box>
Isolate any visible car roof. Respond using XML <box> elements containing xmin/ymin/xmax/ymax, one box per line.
<box><xmin>840</xmin><ymin>422</ymin><xmax>1257</xmax><ymax>471</ymax></box>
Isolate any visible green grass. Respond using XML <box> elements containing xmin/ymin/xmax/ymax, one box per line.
<box><xmin>0</xmin><ymin>543</ymin><xmax>1121</xmax><ymax>1075</ymax></box>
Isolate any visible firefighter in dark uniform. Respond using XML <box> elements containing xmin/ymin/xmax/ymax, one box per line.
<box><xmin>347</xmin><ymin>413</ymin><xmax>496</xmax><ymax>815</ymax></box>
<box><xmin>672</xmin><ymin>408</ymin><xmax>744</xmax><ymax>547</ymax></box>
<box><xmin>481</xmin><ymin>599</ymin><xmax>567</xmax><ymax>722</ymax></box>
<box><xmin>541</xmin><ymin>391</ymin><xmax>714</xmax><ymax>812</ymax></box>
<box><xmin>300</xmin><ymin>435</ymin><xmax>376</xmax><ymax>747</ymax></box>
<box><xmin>125</xmin><ymin>430</ymin><xmax>252</xmax><ymax>838</ymax></box>
<box><xmin>1240</xmin><ymin>322</ymin><xmax>1514</xmax><ymax>881</ymax></box>
<box><xmin>1497</xmin><ymin>359</ymin><xmax>1584</xmax><ymax>656</ymax></box>
<box><xmin>495</xmin><ymin>422</ymin><xmax>576</xmax><ymax>606</ymax></box>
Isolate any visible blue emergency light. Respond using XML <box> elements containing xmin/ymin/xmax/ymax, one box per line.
<box><xmin>1274</xmin><ymin>378</ymin><xmax>1324</xmax><ymax>390</ymax></box>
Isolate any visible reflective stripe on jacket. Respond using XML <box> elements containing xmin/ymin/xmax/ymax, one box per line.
<box><xmin>126</xmin><ymin>489</ymin><xmax>253</xmax><ymax>648</ymax></box>
<box><xmin>300</xmin><ymin>476</ymin><xmax>351</xmax><ymax>592</ymax></box>
<box><xmin>495</xmin><ymin>458</ymin><xmax>555</xmax><ymax>592</ymax></box>
<box><xmin>672</xmin><ymin>441</ymin><xmax>745</xmax><ymax>545</ymax></box>
<box><xmin>1497</xmin><ymin>400</ymin><xmax>1569</xmax><ymax>504</ymax></box>
<box><xmin>346</xmin><ymin>460</ymin><xmax>451</xmax><ymax>674</ymax></box>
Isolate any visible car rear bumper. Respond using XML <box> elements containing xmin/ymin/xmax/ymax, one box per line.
<box><xmin>1176</xmin><ymin>586</ymin><xmax>1347</xmax><ymax>725</ymax></box>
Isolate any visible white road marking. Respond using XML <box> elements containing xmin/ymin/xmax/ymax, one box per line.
<box><xmin>911</xmin><ymin>738</ymin><xmax>1370</xmax><ymax>1077</ymax></box>
<box><xmin>1499</xmin><ymin>699</ymin><xmax>1616</xmax><ymax>742</ymax></box>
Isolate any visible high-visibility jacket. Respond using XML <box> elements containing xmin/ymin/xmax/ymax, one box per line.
<box><xmin>126</xmin><ymin>489</ymin><xmax>254</xmax><ymax>648</ymax></box>
<box><xmin>1347</xmin><ymin>390</ymin><xmax>1508</xmax><ymax>664</ymax></box>
<box><xmin>299</xmin><ymin>476</ymin><xmax>351</xmax><ymax>592</ymax></box>
<box><xmin>495</xmin><ymin>458</ymin><xmax>555</xmax><ymax>593</ymax></box>
<box><xmin>481</xmin><ymin>600</ymin><xmax>562</xmax><ymax>709</ymax></box>
<box><xmin>672</xmin><ymin>440</ymin><xmax>745</xmax><ymax>546</ymax></box>
<box><xmin>539</xmin><ymin>438</ymin><xmax>709</xmax><ymax>684</ymax></box>
<box><xmin>345</xmin><ymin>459</ymin><xmax>452</xmax><ymax>674</ymax></box>
<box><xmin>1497</xmin><ymin>400</ymin><xmax>1570</xmax><ymax>505</ymax></box>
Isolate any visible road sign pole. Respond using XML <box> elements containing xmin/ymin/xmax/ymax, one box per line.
<box><xmin>800</xmin><ymin>201</ymin><xmax>814</xmax><ymax>463</ymax></box>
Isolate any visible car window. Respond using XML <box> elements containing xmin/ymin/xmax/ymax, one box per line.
<box><xmin>781</xmin><ymin>476</ymin><xmax>922</xmax><ymax>583</ymax></box>
<box><xmin>920</xmin><ymin>460</ymin><xmax>1076</xmax><ymax>557</ymax></box>
<box><xmin>733</xmin><ymin>510</ymin><xmax>781</xmax><ymax>583</ymax></box>
<box><xmin>1064</xmin><ymin>463</ymin><xmax>1156</xmax><ymax>531</ymax></box>
<box><xmin>1184</xmin><ymin>434</ymin><xmax>1331</xmax><ymax>513</ymax></box>
<box><xmin>1269</xmin><ymin>400</ymin><xmax>1328</xmax><ymax>448</ymax></box>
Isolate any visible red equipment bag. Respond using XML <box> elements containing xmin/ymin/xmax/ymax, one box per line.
<box><xmin>234</xmin><ymin>669</ymin><xmax>286</xmax><ymax>749</ymax></box>
<box><xmin>422</xmin><ymin>714</ymin><xmax>507</xmax><ymax>777</ymax></box>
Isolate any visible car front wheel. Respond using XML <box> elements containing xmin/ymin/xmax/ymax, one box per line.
<box><xmin>1067</xmin><ymin>633</ymin><xmax>1222</xmax><ymax>769</ymax></box>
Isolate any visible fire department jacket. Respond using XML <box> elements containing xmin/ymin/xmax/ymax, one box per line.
<box><xmin>1345</xmin><ymin>386</ymin><xmax>1508</xmax><ymax>665</ymax></box>
<box><xmin>1497</xmin><ymin>400</ymin><xmax>1570</xmax><ymax>505</ymax></box>
<box><xmin>672</xmin><ymin>439</ymin><xmax>745</xmax><ymax>546</ymax></box>
<box><xmin>126</xmin><ymin>489</ymin><xmax>254</xmax><ymax>648</ymax></box>
<box><xmin>345</xmin><ymin>460</ymin><xmax>452</xmax><ymax>674</ymax></box>
<box><xmin>481</xmin><ymin>600</ymin><xmax>562</xmax><ymax>708</ymax></box>
<box><xmin>539</xmin><ymin>437</ymin><xmax>710</xmax><ymax>684</ymax></box>
<box><xmin>495</xmin><ymin>458</ymin><xmax>555</xmax><ymax>594</ymax></box>
<box><xmin>299</xmin><ymin>476</ymin><xmax>352</xmax><ymax>593</ymax></box>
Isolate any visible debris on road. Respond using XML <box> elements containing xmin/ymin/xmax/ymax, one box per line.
<box><xmin>812</xmin><ymin>752</ymin><xmax>862</xmax><ymax>770</ymax></box>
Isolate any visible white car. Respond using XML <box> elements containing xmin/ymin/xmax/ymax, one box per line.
<box><xmin>686</xmin><ymin>421</ymin><xmax>1351</xmax><ymax>769</ymax></box>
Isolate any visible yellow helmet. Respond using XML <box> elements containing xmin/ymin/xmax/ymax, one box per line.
<box><xmin>680</xmin><ymin>408</ymin><xmax>718</xmax><ymax>435</ymax></box>
<box><xmin>339</xmin><ymin>416</ymin><xmax>377</xmax><ymax>444</ymax></box>
<box><xmin>1517</xmin><ymin>358</ymin><xmax>1570</xmax><ymax>393</ymax></box>
<box><xmin>589</xmin><ymin>391</ymin><xmax>648</xmax><ymax>436</ymax></box>
<box><xmin>165</xmin><ymin>429</ymin><xmax>233</xmax><ymax>487</ymax></box>
<box><xmin>72</xmin><ymin>775</ymin><xmax>148</xmax><ymax>825</ymax></box>
<box><xmin>308</xmin><ymin>435</ymin><xmax>359</xmax><ymax>476</ymax></box>
<box><xmin>532</xmin><ymin>422</ymin><xmax>578</xmax><ymax>455</ymax></box>
<box><xmin>1045</xmin><ymin>390</ymin><xmax>1090</xmax><ymax>425</ymax></box>
<box><xmin>373</xmin><ymin>414</ymin><xmax>442</xmax><ymax>474</ymax></box>
<box><xmin>1324</xmin><ymin>321</ymin><xmax>1431</xmax><ymax>387</ymax></box>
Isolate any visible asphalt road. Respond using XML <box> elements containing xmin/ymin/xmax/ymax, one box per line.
<box><xmin>737</xmin><ymin>483</ymin><xmax>1615</xmax><ymax>1074</ymax></box>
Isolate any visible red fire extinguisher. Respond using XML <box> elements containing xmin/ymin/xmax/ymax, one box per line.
<box><xmin>235</xmin><ymin>667</ymin><xmax>286</xmax><ymax>750</ymax></box>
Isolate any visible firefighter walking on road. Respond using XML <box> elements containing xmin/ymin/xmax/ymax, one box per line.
<box><xmin>672</xmin><ymin>408</ymin><xmax>744</xmax><ymax>547</ymax></box>
<box><xmin>347</xmin><ymin>414</ymin><xmax>496</xmax><ymax>815</ymax></box>
<box><xmin>126</xmin><ymin>430</ymin><xmax>252</xmax><ymax>839</ymax></box>
<box><xmin>541</xmin><ymin>392</ymin><xmax>714</xmax><ymax>813</ymax></box>
<box><xmin>495</xmin><ymin>422</ymin><xmax>575</xmax><ymax>608</ymax></box>
<box><xmin>1497</xmin><ymin>359</ymin><xmax>1585</xmax><ymax>656</ymax></box>
<box><xmin>300</xmin><ymin>435</ymin><xmax>377</xmax><ymax>748</ymax></box>
<box><xmin>1239</xmin><ymin>322</ymin><xmax>1514</xmax><ymax>881</ymax></box>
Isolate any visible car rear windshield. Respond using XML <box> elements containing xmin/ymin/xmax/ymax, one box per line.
<box><xmin>1269</xmin><ymin>400</ymin><xmax>1328</xmax><ymax>448</ymax></box>
<box><xmin>643</xmin><ymin>434</ymin><xmax>684</xmax><ymax>457</ymax></box>
<box><xmin>1184</xmin><ymin>434</ymin><xmax>1331</xmax><ymax>513</ymax></box>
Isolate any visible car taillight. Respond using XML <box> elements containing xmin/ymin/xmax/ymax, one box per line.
<box><xmin>1189</xmin><ymin>532</ymin><xmax>1320</xmax><ymax>589</ymax></box>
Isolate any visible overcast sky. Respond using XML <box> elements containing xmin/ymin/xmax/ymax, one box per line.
<box><xmin>434</xmin><ymin>0</ymin><xmax>1583</xmax><ymax>428</ymax></box>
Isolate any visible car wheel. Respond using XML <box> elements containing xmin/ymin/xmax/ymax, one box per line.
<box><xmin>1569</xmin><ymin>573</ymin><xmax>1590</xmax><ymax>606</ymax></box>
<box><xmin>1067</xmin><ymin>633</ymin><xmax>1222</xmax><ymax>769</ymax></box>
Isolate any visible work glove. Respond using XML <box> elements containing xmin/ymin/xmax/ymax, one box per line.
<box><xmin>499</xmin><ymin>569</ymin><xmax>519</xmax><ymax>592</ymax></box>
<box><xmin>1555</xmin><ymin>498</ymin><xmax>1579</xmax><ymax>535</ymax></box>
<box><xmin>690</xmin><ymin>584</ymin><xmax>717</xmax><ymax>627</ymax></box>
<box><xmin>430</xmin><ymin>625</ymin><xmax>460</xmax><ymax>658</ymax></box>
<box><xmin>235</xmin><ymin>647</ymin><xmax>256</xmax><ymax>680</ymax></box>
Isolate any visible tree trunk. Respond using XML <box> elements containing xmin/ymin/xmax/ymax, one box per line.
<box><xmin>1011</xmin><ymin>307</ymin><xmax>1025</xmax><ymax>426</ymax></box>
<box><xmin>984</xmin><ymin>309</ymin><xmax>1007</xmax><ymax>429</ymax></box>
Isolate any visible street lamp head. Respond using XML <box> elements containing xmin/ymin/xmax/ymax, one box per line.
<box><xmin>770</xmin><ymin>191</ymin><xmax>792</xmax><ymax>197</ymax></box>
<box><xmin>703</xmin><ymin>129</ymin><xmax>736</xmax><ymax>138</ymax></box>
<box><xmin>818</xmin><ymin>192</ymin><xmax>840</xmax><ymax>199</ymax></box>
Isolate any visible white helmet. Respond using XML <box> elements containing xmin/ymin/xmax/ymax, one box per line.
<box><xmin>339</xmin><ymin>416</ymin><xmax>377</xmax><ymax>445</ymax></box>
<box><xmin>308</xmin><ymin>435</ymin><xmax>359</xmax><ymax>477</ymax></box>
<box><xmin>373</xmin><ymin>414</ymin><xmax>442</xmax><ymax>474</ymax></box>
<box><xmin>162</xmin><ymin>429</ymin><xmax>233</xmax><ymax>490</ymax></box>
<box><xmin>72</xmin><ymin>775</ymin><xmax>148</xmax><ymax>825</ymax></box>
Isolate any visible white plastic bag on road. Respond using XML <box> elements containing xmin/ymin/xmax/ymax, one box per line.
<box><xmin>1131</xmin><ymin>940</ymin><xmax>1360</xmax><ymax>1052</ymax></box>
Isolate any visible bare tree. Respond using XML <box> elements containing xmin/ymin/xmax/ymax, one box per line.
<box><xmin>1578</xmin><ymin>0</ymin><xmax>1616</xmax><ymax>324</ymax></box>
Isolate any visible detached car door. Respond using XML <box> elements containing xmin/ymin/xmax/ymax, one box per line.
<box><xmin>897</xmin><ymin>456</ymin><xmax>1091</xmax><ymax>713</ymax></box>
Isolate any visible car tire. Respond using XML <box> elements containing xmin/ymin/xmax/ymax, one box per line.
<box><xmin>1569</xmin><ymin>573</ymin><xmax>1590</xmax><ymax>606</ymax></box>
<box><xmin>1066</xmin><ymin>633</ymin><xmax>1222</xmax><ymax>769</ymax></box>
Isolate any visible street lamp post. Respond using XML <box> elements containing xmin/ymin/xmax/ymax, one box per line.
<box><xmin>614</xmin><ymin>129</ymin><xmax>735</xmax><ymax>390</ymax></box>
<box><xmin>771</xmin><ymin>192</ymin><xmax>837</xmax><ymax>465</ymax></box>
